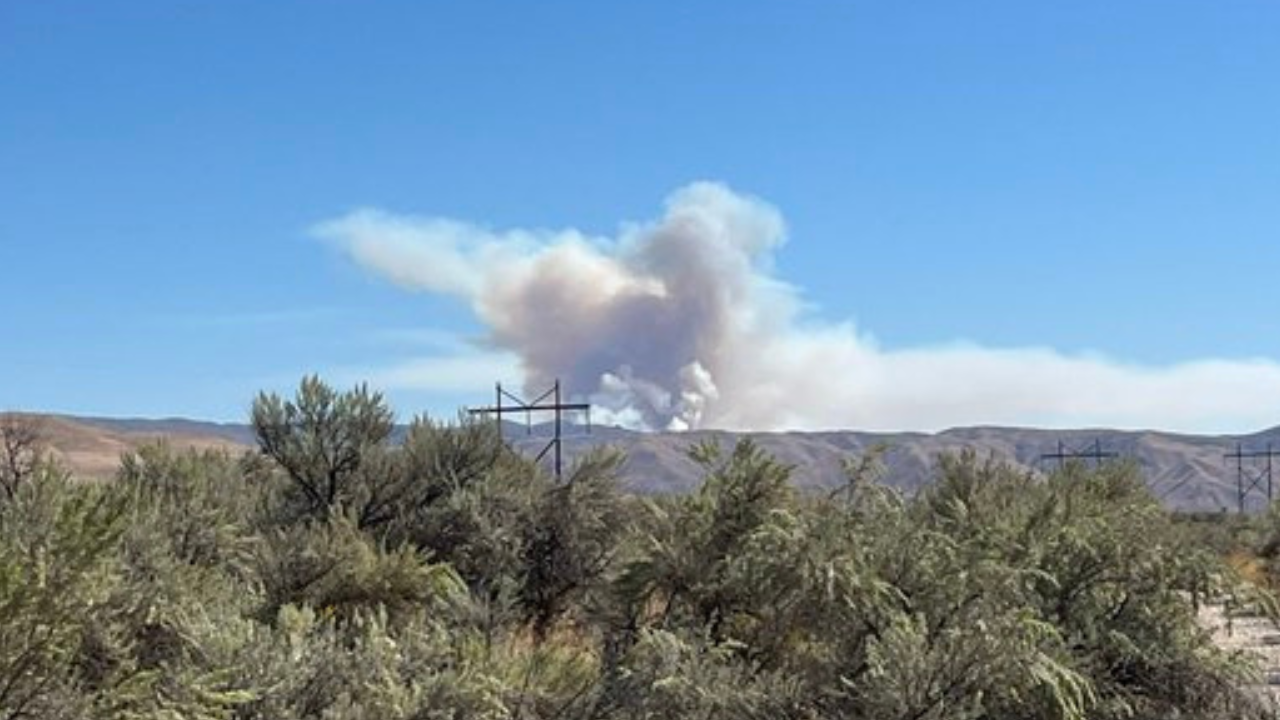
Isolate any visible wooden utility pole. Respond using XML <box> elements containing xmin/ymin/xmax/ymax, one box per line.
<box><xmin>468</xmin><ymin>379</ymin><xmax>590</xmax><ymax>480</ymax></box>
<box><xmin>1039</xmin><ymin>438</ymin><xmax>1119</xmax><ymax>470</ymax></box>
<box><xmin>1225</xmin><ymin>443</ymin><xmax>1280</xmax><ymax>513</ymax></box>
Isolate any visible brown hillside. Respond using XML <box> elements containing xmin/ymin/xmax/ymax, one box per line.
<box><xmin>14</xmin><ymin>413</ymin><xmax>1280</xmax><ymax>512</ymax></box>
<box><xmin>6</xmin><ymin>413</ymin><xmax>250</xmax><ymax>479</ymax></box>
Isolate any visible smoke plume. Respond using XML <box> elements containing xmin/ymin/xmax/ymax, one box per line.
<box><xmin>316</xmin><ymin>182</ymin><xmax>1280</xmax><ymax>433</ymax></box>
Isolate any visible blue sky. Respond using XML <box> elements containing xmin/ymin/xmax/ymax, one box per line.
<box><xmin>2</xmin><ymin>1</ymin><xmax>1279</xmax><ymax>429</ymax></box>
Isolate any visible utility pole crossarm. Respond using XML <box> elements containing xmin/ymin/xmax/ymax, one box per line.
<box><xmin>467</xmin><ymin>402</ymin><xmax>591</xmax><ymax>414</ymax></box>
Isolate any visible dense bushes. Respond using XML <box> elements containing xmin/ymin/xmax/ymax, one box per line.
<box><xmin>0</xmin><ymin>378</ymin><xmax>1271</xmax><ymax>719</ymax></box>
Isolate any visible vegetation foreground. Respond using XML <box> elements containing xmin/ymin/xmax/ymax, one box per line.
<box><xmin>2</xmin><ymin>378</ymin><xmax>1279</xmax><ymax>719</ymax></box>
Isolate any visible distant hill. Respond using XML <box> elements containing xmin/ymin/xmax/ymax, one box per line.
<box><xmin>21</xmin><ymin>414</ymin><xmax>1280</xmax><ymax>512</ymax></box>
<box><xmin>72</xmin><ymin>416</ymin><xmax>257</xmax><ymax>446</ymax></box>
<box><xmin>13</xmin><ymin>414</ymin><xmax>249</xmax><ymax>479</ymax></box>
<box><xmin>539</xmin><ymin>424</ymin><xmax>1280</xmax><ymax>512</ymax></box>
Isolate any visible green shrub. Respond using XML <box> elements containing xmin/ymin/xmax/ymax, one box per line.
<box><xmin>1</xmin><ymin>380</ymin><xmax>1266</xmax><ymax>720</ymax></box>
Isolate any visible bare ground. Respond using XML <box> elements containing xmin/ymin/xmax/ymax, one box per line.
<box><xmin>1199</xmin><ymin>600</ymin><xmax>1280</xmax><ymax>711</ymax></box>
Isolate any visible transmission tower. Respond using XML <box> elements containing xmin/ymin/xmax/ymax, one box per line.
<box><xmin>1039</xmin><ymin>438</ymin><xmax>1119</xmax><ymax>471</ymax></box>
<box><xmin>1225</xmin><ymin>443</ymin><xmax>1280</xmax><ymax>514</ymax></box>
<box><xmin>467</xmin><ymin>379</ymin><xmax>590</xmax><ymax>480</ymax></box>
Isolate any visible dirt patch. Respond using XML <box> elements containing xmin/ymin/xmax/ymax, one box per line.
<box><xmin>1199</xmin><ymin>600</ymin><xmax>1280</xmax><ymax>709</ymax></box>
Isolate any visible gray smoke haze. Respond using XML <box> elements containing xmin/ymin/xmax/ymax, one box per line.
<box><xmin>316</xmin><ymin>182</ymin><xmax>1280</xmax><ymax>433</ymax></box>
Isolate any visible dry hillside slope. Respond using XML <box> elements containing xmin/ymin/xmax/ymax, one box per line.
<box><xmin>17</xmin><ymin>414</ymin><xmax>1280</xmax><ymax>511</ymax></box>
<box><xmin>8</xmin><ymin>414</ymin><xmax>249</xmax><ymax>479</ymax></box>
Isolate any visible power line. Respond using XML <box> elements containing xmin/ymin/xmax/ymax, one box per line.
<box><xmin>468</xmin><ymin>379</ymin><xmax>590</xmax><ymax>480</ymax></box>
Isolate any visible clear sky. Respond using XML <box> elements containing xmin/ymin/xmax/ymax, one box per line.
<box><xmin>2</xmin><ymin>1</ymin><xmax>1279</xmax><ymax>429</ymax></box>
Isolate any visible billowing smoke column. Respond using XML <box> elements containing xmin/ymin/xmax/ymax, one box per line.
<box><xmin>319</xmin><ymin>183</ymin><xmax>787</xmax><ymax>430</ymax></box>
<box><xmin>316</xmin><ymin>182</ymin><xmax>1280</xmax><ymax>433</ymax></box>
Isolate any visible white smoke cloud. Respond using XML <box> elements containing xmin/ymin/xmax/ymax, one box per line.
<box><xmin>315</xmin><ymin>182</ymin><xmax>1280</xmax><ymax>433</ymax></box>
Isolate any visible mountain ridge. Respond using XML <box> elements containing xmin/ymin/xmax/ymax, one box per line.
<box><xmin>18</xmin><ymin>413</ymin><xmax>1280</xmax><ymax>512</ymax></box>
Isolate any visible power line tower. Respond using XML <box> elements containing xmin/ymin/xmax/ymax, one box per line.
<box><xmin>1039</xmin><ymin>438</ymin><xmax>1119</xmax><ymax>471</ymax></box>
<box><xmin>467</xmin><ymin>379</ymin><xmax>590</xmax><ymax>480</ymax></box>
<box><xmin>1224</xmin><ymin>443</ymin><xmax>1280</xmax><ymax>514</ymax></box>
